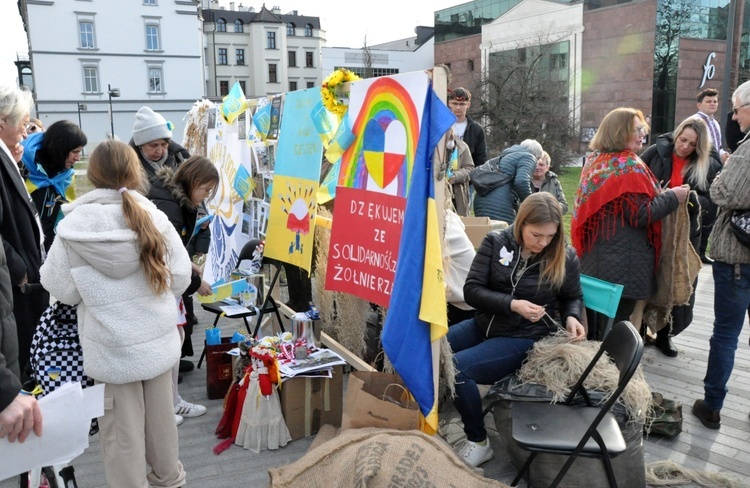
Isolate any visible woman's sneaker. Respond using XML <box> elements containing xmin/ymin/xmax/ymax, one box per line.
<box><xmin>175</xmin><ymin>414</ymin><xmax>184</xmax><ymax>426</ymax></box>
<box><xmin>455</xmin><ymin>438</ymin><xmax>494</xmax><ymax>467</ymax></box>
<box><xmin>174</xmin><ymin>400</ymin><xmax>207</xmax><ymax>418</ymax></box>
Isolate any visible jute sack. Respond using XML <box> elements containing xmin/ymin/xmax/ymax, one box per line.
<box><xmin>267</xmin><ymin>428</ymin><xmax>510</xmax><ymax>488</ymax></box>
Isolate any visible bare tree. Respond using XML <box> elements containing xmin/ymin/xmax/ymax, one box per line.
<box><xmin>362</xmin><ymin>36</ymin><xmax>374</xmax><ymax>79</ymax></box>
<box><xmin>473</xmin><ymin>34</ymin><xmax>580</xmax><ymax>171</ymax></box>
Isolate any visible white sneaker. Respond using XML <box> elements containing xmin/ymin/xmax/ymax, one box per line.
<box><xmin>175</xmin><ymin>414</ymin><xmax>184</xmax><ymax>426</ymax></box>
<box><xmin>174</xmin><ymin>399</ymin><xmax>207</xmax><ymax>418</ymax></box>
<box><xmin>456</xmin><ymin>439</ymin><xmax>494</xmax><ymax>467</ymax></box>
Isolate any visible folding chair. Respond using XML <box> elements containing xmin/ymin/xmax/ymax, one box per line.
<box><xmin>581</xmin><ymin>274</ymin><xmax>624</xmax><ymax>341</ymax></box>
<box><xmin>232</xmin><ymin>239</ymin><xmax>286</xmax><ymax>338</ymax></box>
<box><xmin>509</xmin><ymin>320</ymin><xmax>644</xmax><ymax>488</ymax></box>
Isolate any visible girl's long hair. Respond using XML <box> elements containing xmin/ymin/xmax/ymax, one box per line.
<box><xmin>513</xmin><ymin>192</ymin><xmax>566</xmax><ymax>289</ymax></box>
<box><xmin>173</xmin><ymin>156</ymin><xmax>219</xmax><ymax>206</ymax></box>
<box><xmin>87</xmin><ymin>140</ymin><xmax>171</xmax><ymax>295</ymax></box>
<box><xmin>673</xmin><ymin>117</ymin><xmax>711</xmax><ymax>191</ymax></box>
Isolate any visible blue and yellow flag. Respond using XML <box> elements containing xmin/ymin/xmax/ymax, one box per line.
<box><xmin>221</xmin><ymin>82</ymin><xmax>247</xmax><ymax>124</ymax></box>
<box><xmin>381</xmin><ymin>85</ymin><xmax>456</xmax><ymax>435</ymax></box>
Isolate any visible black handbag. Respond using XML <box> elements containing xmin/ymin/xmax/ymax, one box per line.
<box><xmin>729</xmin><ymin>209</ymin><xmax>750</xmax><ymax>248</ymax></box>
<box><xmin>471</xmin><ymin>158</ymin><xmax>512</xmax><ymax>197</ymax></box>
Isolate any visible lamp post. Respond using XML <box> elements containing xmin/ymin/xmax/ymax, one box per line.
<box><xmin>107</xmin><ymin>84</ymin><xmax>120</xmax><ymax>139</ymax></box>
<box><xmin>77</xmin><ymin>103</ymin><xmax>87</xmax><ymax>156</ymax></box>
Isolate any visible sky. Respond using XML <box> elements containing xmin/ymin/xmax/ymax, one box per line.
<box><xmin>0</xmin><ymin>0</ymin><xmax>463</xmax><ymax>87</ymax></box>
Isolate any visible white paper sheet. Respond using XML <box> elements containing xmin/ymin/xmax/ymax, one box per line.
<box><xmin>0</xmin><ymin>382</ymin><xmax>104</xmax><ymax>481</ymax></box>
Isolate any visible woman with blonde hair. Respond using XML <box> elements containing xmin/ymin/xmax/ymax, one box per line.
<box><xmin>640</xmin><ymin>116</ymin><xmax>722</xmax><ymax>355</ymax></box>
<box><xmin>40</xmin><ymin>140</ymin><xmax>192</xmax><ymax>487</ymax></box>
<box><xmin>448</xmin><ymin>192</ymin><xmax>585</xmax><ymax>468</ymax></box>
<box><xmin>572</xmin><ymin>108</ymin><xmax>689</xmax><ymax>339</ymax></box>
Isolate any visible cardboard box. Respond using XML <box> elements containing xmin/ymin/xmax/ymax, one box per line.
<box><xmin>461</xmin><ymin>216</ymin><xmax>508</xmax><ymax>248</ymax></box>
<box><xmin>279</xmin><ymin>365</ymin><xmax>343</xmax><ymax>440</ymax></box>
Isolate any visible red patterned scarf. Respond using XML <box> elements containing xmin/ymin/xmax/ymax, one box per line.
<box><xmin>571</xmin><ymin>150</ymin><xmax>662</xmax><ymax>260</ymax></box>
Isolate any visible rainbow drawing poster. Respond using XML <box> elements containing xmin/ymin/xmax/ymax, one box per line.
<box><xmin>337</xmin><ymin>71</ymin><xmax>429</xmax><ymax>198</ymax></box>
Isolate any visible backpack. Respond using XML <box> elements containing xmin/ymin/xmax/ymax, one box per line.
<box><xmin>470</xmin><ymin>157</ymin><xmax>513</xmax><ymax>197</ymax></box>
<box><xmin>30</xmin><ymin>301</ymin><xmax>98</xmax><ymax>434</ymax></box>
<box><xmin>645</xmin><ymin>392</ymin><xmax>682</xmax><ymax>438</ymax></box>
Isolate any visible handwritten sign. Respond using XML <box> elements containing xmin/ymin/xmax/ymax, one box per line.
<box><xmin>325</xmin><ymin>186</ymin><xmax>405</xmax><ymax>307</ymax></box>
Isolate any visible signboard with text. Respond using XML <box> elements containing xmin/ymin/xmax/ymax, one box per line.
<box><xmin>325</xmin><ymin>186</ymin><xmax>405</xmax><ymax>307</ymax></box>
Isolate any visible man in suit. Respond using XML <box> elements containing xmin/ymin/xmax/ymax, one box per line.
<box><xmin>0</xmin><ymin>85</ymin><xmax>49</xmax><ymax>378</ymax></box>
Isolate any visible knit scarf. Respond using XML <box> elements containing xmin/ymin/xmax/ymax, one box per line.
<box><xmin>571</xmin><ymin>150</ymin><xmax>662</xmax><ymax>261</ymax></box>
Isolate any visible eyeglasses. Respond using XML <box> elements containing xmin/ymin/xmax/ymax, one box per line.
<box><xmin>733</xmin><ymin>103</ymin><xmax>750</xmax><ymax>115</ymax></box>
<box><xmin>634</xmin><ymin>126</ymin><xmax>647</xmax><ymax>135</ymax></box>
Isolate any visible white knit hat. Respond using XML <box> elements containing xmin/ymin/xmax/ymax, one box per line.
<box><xmin>132</xmin><ymin>106</ymin><xmax>172</xmax><ymax>146</ymax></box>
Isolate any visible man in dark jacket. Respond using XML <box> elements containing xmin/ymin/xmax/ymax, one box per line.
<box><xmin>0</xmin><ymin>85</ymin><xmax>50</xmax><ymax>378</ymax></box>
<box><xmin>448</xmin><ymin>87</ymin><xmax>487</xmax><ymax>166</ymax></box>
<box><xmin>0</xmin><ymin>233</ymin><xmax>42</xmax><ymax>443</ymax></box>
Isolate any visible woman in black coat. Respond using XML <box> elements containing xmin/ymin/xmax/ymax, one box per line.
<box><xmin>0</xmin><ymin>85</ymin><xmax>50</xmax><ymax>378</ymax></box>
<box><xmin>640</xmin><ymin>116</ymin><xmax>722</xmax><ymax>356</ymax></box>
<box><xmin>448</xmin><ymin>193</ymin><xmax>585</xmax><ymax>468</ymax></box>
<box><xmin>20</xmin><ymin>120</ymin><xmax>87</xmax><ymax>251</ymax></box>
<box><xmin>148</xmin><ymin>156</ymin><xmax>218</xmax><ymax>418</ymax></box>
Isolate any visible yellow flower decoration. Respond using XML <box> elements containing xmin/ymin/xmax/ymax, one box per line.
<box><xmin>320</xmin><ymin>68</ymin><xmax>361</xmax><ymax>119</ymax></box>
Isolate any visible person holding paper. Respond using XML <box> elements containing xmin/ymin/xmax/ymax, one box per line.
<box><xmin>40</xmin><ymin>140</ymin><xmax>192</xmax><ymax>487</ymax></box>
<box><xmin>148</xmin><ymin>155</ymin><xmax>219</xmax><ymax>422</ymax></box>
<box><xmin>0</xmin><ymin>234</ymin><xmax>42</xmax><ymax>444</ymax></box>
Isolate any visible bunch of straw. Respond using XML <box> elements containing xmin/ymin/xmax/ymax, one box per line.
<box><xmin>517</xmin><ymin>333</ymin><xmax>652</xmax><ymax>422</ymax></box>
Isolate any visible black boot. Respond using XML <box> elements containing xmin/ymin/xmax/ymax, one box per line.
<box><xmin>655</xmin><ymin>327</ymin><xmax>678</xmax><ymax>357</ymax></box>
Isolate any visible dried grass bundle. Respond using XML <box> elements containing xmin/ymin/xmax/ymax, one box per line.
<box><xmin>645</xmin><ymin>461</ymin><xmax>748</xmax><ymax>487</ymax></box>
<box><xmin>182</xmin><ymin>99</ymin><xmax>215</xmax><ymax>157</ymax></box>
<box><xmin>311</xmin><ymin>207</ymin><xmax>368</xmax><ymax>358</ymax></box>
<box><xmin>517</xmin><ymin>333</ymin><xmax>652</xmax><ymax>422</ymax></box>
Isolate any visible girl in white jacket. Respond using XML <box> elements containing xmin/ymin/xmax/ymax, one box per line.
<box><xmin>41</xmin><ymin>140</ymin><xmax>192</xmax><ymax>488</ymax></box>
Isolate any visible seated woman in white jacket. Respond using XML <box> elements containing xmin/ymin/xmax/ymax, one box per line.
<box><xmin>40</xmin><ymin>140</ymin><xmax>192</xmax><ymax>488</ymax></box>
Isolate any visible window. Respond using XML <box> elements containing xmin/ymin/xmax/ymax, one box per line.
<box><xmin>145</xmin><ymin>25</ymin><xmax>160</xmax><ymax>51</ymax></box>
<box><xmin>218</xmin><ymin>48</ymin><xmax>227</xmax><ymax>65</ymax></box>
<box><xmin>305</xmin><ymin>51</ymin><xmax>314</xmax><ymax>68</ymax></box>
<box><xmin>83</xmin><ymin>66</ymin><xmax>99</xmax><ymax>93</ymax></box>
<box><xmin>267</xmin><ymin>31</ymin><xmax>276</xmax><ymax>49</ymax></box>
<box><xmin>468</xmin><ymin>59</ymin><xmax>474</xmax><ymax>71</ymax></box>
<box><xmin>307</xmin><ymin>81</ymin><xmax>315</xmax><ymax>89</ymax></box>
<box><xmin>269</xmin><ymin>64</ymin><xmax>277</xmax><ymax>83</ymax></box>
<box><xmin>239</xmin><ymin>81</ymin><xmax>246</xmax><ymax>93</ymax></box>
<box><xmin>220</xmin><ymin>80</ymin><xmax>229</xmax><ymax>96</ymax></box>
<box><xmin>217</xmin><ymin>18</ymin><xmax>226</xmax><ymax>32</ymax></box>
<box><xmin>288</xmin><ymin>50</ymin><xmax>296</xmax><ymax>67</ymax></box>
<box><xmin>289</xmin><ymin>81</ymin><xmax>297</xmax><ymax>91</ymax></box>
<box><xmin>236</xmin><ymin>49</ymin><xmax>245</xmax><ymax>65</ymax></box>
<box><xmin>234</xmin><ymin>19</ymin><xmax>243</xmax><ymax>33</ymax></box>
<box><xmin>148</xmin><ymin>66</ymin><xmax>163</xmax><ymax>93</ymax></box>
<box><xmin>287</xmin><ymin>23</ymin><xmax>296</xmax><ymax>36</ymax></box>
<box><xmin>79</xmin><ymin>21</ymin><xmax>95</xmax><ymax>49</ymax></box>
<box><xmin>143</xmin><ymin>0</ymin><xmax>156</xmax><ymax>4</ymax></box>
<box><xmin>305</xmin><ymin>23</ymin><xmax>313</xmax><ymax>37</ymax></box>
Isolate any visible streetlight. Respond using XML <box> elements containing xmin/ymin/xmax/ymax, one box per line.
<box><xmin>107</xmin><ymin>84</ymin><xmax>120</xmax><ymax>139</ymax></box>
<box><xmin>77</xmin><ymin>103</ymin><xmax>87</xmax><ymax>156</ymax></box>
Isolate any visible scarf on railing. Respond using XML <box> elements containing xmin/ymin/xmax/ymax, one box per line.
<box><xmin>571</xmin><ymin>149</ymin><xmax>662</xmax><ymax>261</ymax></box>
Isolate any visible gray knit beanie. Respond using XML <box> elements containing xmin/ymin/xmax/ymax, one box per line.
<box><xmin>132</xmin><ymin>106</ymin><xmax>172</xmax><ymax>146</ymax></box>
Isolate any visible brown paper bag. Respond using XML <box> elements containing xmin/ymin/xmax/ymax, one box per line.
<box><xmin>340</xmin><ymin>371</ymin><xmax>420</xmax><ymax>431</ymax></box>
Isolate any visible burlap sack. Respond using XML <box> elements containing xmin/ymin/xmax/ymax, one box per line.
<box><xmin>267</xmin><ymin>428</ymin><xmax>510</xmax><ymax>488</ymax></box>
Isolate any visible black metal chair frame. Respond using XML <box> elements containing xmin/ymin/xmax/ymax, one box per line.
<box><xmin>251</xmin><ymin>257</ymin><xmax>286</xmax><ymax>338</ymax></box>
<box><xmin>510</xmin><ymin>320</ymin><xmax>644</xmax><ymax>488</ymax></box>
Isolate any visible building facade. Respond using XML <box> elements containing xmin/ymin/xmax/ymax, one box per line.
<box><xmin>321</xmin><ymin>27</ymin><xmax>435</xmax><ymax>79</ymax></box>
<box><xmin>201</xmin><ymin>3</ymin><xmax>324</xmax><ymax>98</ymax></box>
<box><xmin>20</xmin><ymin>0</ymin><xmax>204</xmax><ymax>146</ymax></box>
<box><xmin>435</xmin><ymin>0</ymin><xmax>745</xmax><ymax>145</ymax></box>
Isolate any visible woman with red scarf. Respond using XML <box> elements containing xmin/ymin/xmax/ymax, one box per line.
<box><xmin>572</xmin><ymin>108</ymin><xmax>689</xmax><ymax>339</ymax></box>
